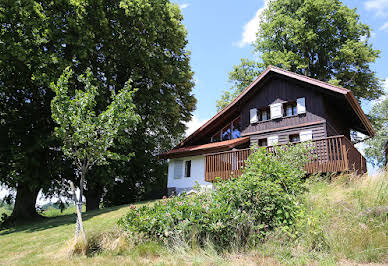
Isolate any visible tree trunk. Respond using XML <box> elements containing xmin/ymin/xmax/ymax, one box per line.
<box><xmin>9</xmin><ymin>183</ymin><xmax>41</xmax><ymax>223</ymax></box>
<box><xmin>85</xmin><ymin>185</ymin><xmax>103</xmax><ymax>211</ymax></box>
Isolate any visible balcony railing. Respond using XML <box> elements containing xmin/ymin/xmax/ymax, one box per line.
<box><xmin>204</xmin><ymin>135</ymin><xmax>366</xmax><ymax>182</ymax></box>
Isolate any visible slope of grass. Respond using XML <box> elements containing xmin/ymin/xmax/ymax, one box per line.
<box><xmin>258</xmin><ymin>170</ymin><xmax>388</xmax><ymax>264</ymax></box>
<box><xmin>1</xmin><ymin>171</ymin><xmax>387</xmax><ymax>265</ymax></box>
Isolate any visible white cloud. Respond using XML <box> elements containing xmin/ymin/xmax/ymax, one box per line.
<box><xmin>379</xmin><ymin>21</ymin><xmax>388</xmax><ymax>31</ymax></box>
<box><xmin>236</xmin><ymin>0</ymin><xmax>270</xmax><ymax>48</ymax></box>
<box><xmin>185</xmin><ymin>115</ymin><xmax>209</xmax><ymax>137</ymax></box>
<box><xmin>179</xmin><ymin>3</ymin><xmax>190</xmax><ymax>10</ymax></box>
<box><xmin>365</xmin><ymin>0</ymin><xmax>388</xmax><ymax>16</ymax></box>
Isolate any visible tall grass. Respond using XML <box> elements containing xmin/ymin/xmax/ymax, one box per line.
<box><xmin>258</xmin><ymin>169</ymin><xmax>388</xmax><ymax>264</ymax></box>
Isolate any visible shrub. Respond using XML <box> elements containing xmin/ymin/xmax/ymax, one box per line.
<box><xmin>118</xmin><ymin>143</ymin><xmax>312</xmax><ymax>250</ymax></box>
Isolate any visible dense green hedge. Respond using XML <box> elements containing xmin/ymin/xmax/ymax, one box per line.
<box><xmin>119</xmin><ymin>144</ymin><xmax>312</xmax><ymax>249</ymax></box>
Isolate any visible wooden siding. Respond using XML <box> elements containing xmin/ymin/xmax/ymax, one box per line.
<box><xmin>205</xmin><ymin>135</ymin><xmax>367</xmax><ymax>182</ymax></box>
<box><xmin>241</xmin><ymin>77</ymin><xmax>327</xmax><ymax>136</ymax></box>
<box><xmin>248</xmin><ymin>122</ymin><xmax>326</xmax><ymax>146</ymax></box>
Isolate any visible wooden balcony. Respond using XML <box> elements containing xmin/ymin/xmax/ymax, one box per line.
<box><xmin>204</xmin><ymin>135</ymin><xmax>367</xmax><ymax>182</ymax></box>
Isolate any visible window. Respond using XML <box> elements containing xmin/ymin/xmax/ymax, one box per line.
<box><xmin>211</xmin><ymin>116</ymin><xmax>241</xmax><ymax>143</ymax></box>
<box><xmin>300</xmin><ymin>130</ymin><xmax>313</xmax><ymax>141</ymax></box>
<box><xmin>232</xmin><ymin>117</ymin><xmax>241</xmax><ymax>139</ymax></box>
<box><xmin>174</xmin><ymin>160</ymin><xmax>183</xmax><ymax>179</ymax></box>
<box><xmin>250</xmin><ymin>108</ymin><xmax>258</xmax><ymax>124</ymax></box>
<box><xmin>268</xmin><ymin>135</ymin><xmax>279</xmax><ymax>146</ymax></box>
<box><xmin>270</xmin><ymin>103</ymin><xmax>283</xmax><ymax>119</ymax></box>
<box><xmin>221</xmin><ymin>124</ymin><xmax>231</xmax><ymax>141</ymax></box>
<box><xmin>184</xmin><ymin>160</ymin><xmax>191</xmax><ymax>177</ymax></box>
<box><xmin>289</xmin><ymin>134</ymin><xmax>300</xmax><ymax>143</ymax></box>
<box><xmin>258</xmin><ymin>138</ymin><xmax>267</xmax><ymax>147</ymax></box>
<box><xmin>297</xmin><ymin>97</ymin><xmax>306</xmax><ymax>114</ymax></box>
<box><xmin>211</xmin><ymin>131</ymin><xmax>220</xmax><ymax>142</ymax></box>
<box><xmin>284</xmin><ymin>102</ymin><xmax>297</xmax><ymax>116</ymax></box>
<box><xmin>259</xmin><ymin>108</ymin><xmax>270</xmax><ymax>121</ymax></box>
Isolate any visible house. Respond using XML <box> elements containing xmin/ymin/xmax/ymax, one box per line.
<box><xmin>160</xmin><ymin>66</ymin><xmax>374</xmax><ymax>195</ymax></box>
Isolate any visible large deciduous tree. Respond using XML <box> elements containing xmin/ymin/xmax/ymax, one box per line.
<box><xmin>0</xmin><ymin>0</ymin><xmax>195</xmax><ymax>222</ymax></box>
<box><xmin>217</xmin><ymin>0</ymin><xmax>383</xmax><ymax>111</ymax></box>
<box><xmin>365</xmin><ymin>97</ymin><xmax>388</xmax><ymax>167</ymax></box>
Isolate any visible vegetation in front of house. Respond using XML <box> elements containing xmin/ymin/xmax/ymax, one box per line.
<box><xmin>1</xmin><ymin>170</ymin><xmax>387</xmax><ymax>265</ymax></box>
<box><xmin>118</xmin><ymin>144</ymin><xmax>312</xmax><ymax>250</ymax></box>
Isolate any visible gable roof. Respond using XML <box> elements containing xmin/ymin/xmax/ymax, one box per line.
<box><xmin>159</xmin><ymin>137</ymin><xmax>250</xmax><ymax>159</ymax></box>
<box><xmin>178</xmin><ymin>66</ymin><xmax>375</xmax><ymax>148</ymax></box>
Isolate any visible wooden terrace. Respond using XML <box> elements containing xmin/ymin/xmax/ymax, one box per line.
<box><xmin>204</xmin><ymin>135</ymin><xmax>366</xmax><ymax>182</ymax></box>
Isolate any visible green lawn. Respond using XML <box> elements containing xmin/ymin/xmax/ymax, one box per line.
<box><xmin>0</xmin><ymin>203</ymin><xmax>147</xmax><ymax>265</ymax></box>
<box><xmin>0</xmin><ymin>201</ymin><xmax>264</xmax><ymax>265</ymax></box>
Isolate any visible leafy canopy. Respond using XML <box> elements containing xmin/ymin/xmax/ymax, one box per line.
<box><xmin>365</xmin><ymin>97</ymin><xmax>388</xmax><ymax>167</ymax></box>
<box><xmin>217</xmin><ymin>0</ymin><xmax>382</xmax><ymax>111</ymax></box>
<box><xmin>51</xmin><ymin>67</ymin><xmax>140</xmax><ymax>170</ymax></box>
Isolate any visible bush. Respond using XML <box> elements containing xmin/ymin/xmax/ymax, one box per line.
<box><xmin>118</xmin><ymin>143</ymin><xmax>312</xmax><ymax>250</ymax></box>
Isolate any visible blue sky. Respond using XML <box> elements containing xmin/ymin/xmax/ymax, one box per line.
<box><xmin>175</xmin><ymin>0</ymin><xmax>388</xmax><ymax>132</ymax></box>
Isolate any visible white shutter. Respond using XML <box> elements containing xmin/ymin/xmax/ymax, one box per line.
<box><xmin>250</xmin><ymin>108</ymin><xmax>258</xmax><ymax>123</ymax></box>
<box><xmin>174</xmin><ymin>160</ymin><xmax>183</xmax><ymax>179</ymax></box>
<box><xmin>267</xmin><ymin>136</ymin><xmax>279</xmax><ymax>146</ymax></box>
<box><xmin>297</xmin><ymin>97</ymin><xmax>306</xmax><ymax>114</ymax></box>
<box><xmin>270</xmin><ymin>103</ymin><xmax>283</xmax><ymax>119</ymax></box>
<box><xmin>300</xmin><ymin>130</ymin><xmax>313</xmax><ymax>141</ymax></box>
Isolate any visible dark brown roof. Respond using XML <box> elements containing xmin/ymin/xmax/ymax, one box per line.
<box><xmin>159</xmin><ymin>137</ymin><xmax>250</xmax><ymax>159</ymax></box>
<box><xmin>177</xmin><ymin>66</ymin><xmax>374</xmax><ymax>148</ymax></box>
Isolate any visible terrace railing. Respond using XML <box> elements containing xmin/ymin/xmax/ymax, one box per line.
<box><xmin>204</xmin><ymin>135</ymin><xmax>366</xmax><ymax>182</ymax></box>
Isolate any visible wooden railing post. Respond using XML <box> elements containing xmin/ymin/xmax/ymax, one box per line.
<box><xmin>342</xmin><ymin>136</ymin><xmax>348</xmax><ymax>171</ymax></box>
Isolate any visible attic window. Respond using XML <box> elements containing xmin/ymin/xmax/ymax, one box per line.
<box><xmin>258</xmin><ymin>108</ymin><xmax>270</xmax><ymax>121</ymax></box>
<box><xmin>284</xmin><ymin>102</ymin><xmax>297</xmax><ymax>116</ymax></box>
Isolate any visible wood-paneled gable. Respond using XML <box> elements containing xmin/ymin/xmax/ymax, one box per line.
<box><xmin>240</xmin><ymin>75</ymin><xmax>327</xmax><ymax>136</ymax></box>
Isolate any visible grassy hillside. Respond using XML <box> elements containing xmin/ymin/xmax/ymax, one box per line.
<box><xmin>0</xmin><ymin>171</ymin><xmax>387</xmax><ymax>265</ymax></box>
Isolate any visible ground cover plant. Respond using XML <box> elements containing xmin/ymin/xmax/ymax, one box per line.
<box><xmin>119</xmin><ymin>144</ymin><xmax>312</xmax><ymax>250</ymax></box>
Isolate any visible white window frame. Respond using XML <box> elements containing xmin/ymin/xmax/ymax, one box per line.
<box><xmin>297</xmin><ymin>97</ymin><xmax>306</xmax><ymax>114</ymax></box>
<box><xmin>299</xmin><ymin>130</ymin><xmax>313</xmax><ymax>142</ymax></box>
<box><xmin>267</xmin><ymin>135</ymin><xmax>279</xmax><ymax>146</ymax></box>
<box><xmin>250</xmin><ymin>108</ymin><xmax>258</xmax><ymax>124</ymax></box>
<box><xmin>174</xmin><ymin>160</ymin><xmax>183</xmax><ymax>179</ymax></box>
<box><xmin>270</xmin><ymin>103</ymin><xmax>283</xmax><ymax>119</ymax></box>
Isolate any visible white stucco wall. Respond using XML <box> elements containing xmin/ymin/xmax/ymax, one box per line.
<box><xmin>167</xmin><ymin>155</ymin><xmax>212</xmax><ymax>194</ymax></box>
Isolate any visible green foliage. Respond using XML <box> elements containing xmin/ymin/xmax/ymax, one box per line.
<box><xmin>217</xmin><ymin>59</ymin><xmax>264</xmax><ymax>111</ymax></box>
<box><xmin>217</xmin><ymin>0</ymin><xmax>383</xmax><ymax>110</ymax></box>
<box><xmin>365</xmin><ymin>97</ymin><xmax>388</xmax><ymax>167</ymax></box>
<box><xmin>51</xmin><ymin>67</ymin><xmax>139</xmax><ymax>169</ymax></box>
<box><xmin>119</xmin><ymin>144</ymin><xmax>311</xmax><ymax>250</ymax></box>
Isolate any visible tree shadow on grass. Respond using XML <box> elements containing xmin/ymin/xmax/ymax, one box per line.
<box><xmin>0</xmin><ymin>202</ymin><xmax>146</xmax><ymax>236</ymax></box>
